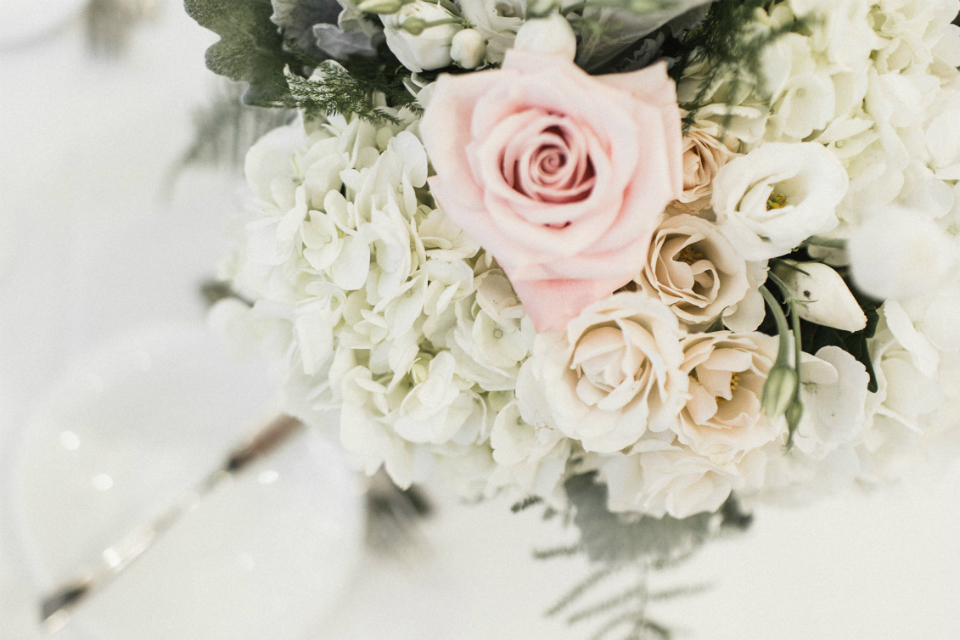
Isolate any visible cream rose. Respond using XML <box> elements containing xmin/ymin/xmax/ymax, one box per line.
<box><xmin>674</xmin><ymin>120</ymin><xmax>735</xmax><ymax>212</ymax></box>
<box><xmin>677</xmin><ymin>331</ymin><xmax>785</xmax><ymax>465</ymax></box>
<box><xmin>637</xmin><ymin>214</ymin><xmax>753</xmax><ymax>330</ymax></box>
<box><xmin>420</xmin><ymin>49</ymin><xmax>683</xmax><ymax>332</ymax></box>
<box><xmin>515</xmin><ymin>293</ymin><xmax>688</xmax><ymax>453</ymax></box>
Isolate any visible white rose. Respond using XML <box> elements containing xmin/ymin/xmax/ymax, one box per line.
<box><xmin>382</xmin><ymin>1</ymin><xmax>463</xmax><ymax>73</ymax></box>
<box><xmin>713</xmin><ymin>142</ymin><xmax>849</xmax><ymax>260</ymax></box>
<box><xmin>512</xmin><ymin>12</ymin><xmax>577</xmax><ymax>61</ymax></box>
<box><xmin>638</xmin><ymin>214</ymin><xmax>753</xmax><ymax>330</ymax></box>
<box><xmin>677</xmin><ymin>331</ymin><xmax>785</xmax><ymax>465</ymax></box>
<box><xmin>515</xmin><ymin>293</ymin><xmax>688</xmax><ymax>453</ymax></box>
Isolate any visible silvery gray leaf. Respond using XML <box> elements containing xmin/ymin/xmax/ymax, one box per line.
<box><xmin>575</xmin><ymin>0</ymin><xmax>717</xmax><ymax>71</ymax></box>
<box><xmin>313</xmin><ymin>23</ymin><xmax>379</xmax><ymax>58</ymax></box>
<box><xmin>271</xmin><ymin>0</ymin><xmax>344</xmax><ymax>60</ymax></box>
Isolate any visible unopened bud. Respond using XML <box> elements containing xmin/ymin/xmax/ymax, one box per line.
<box><xmin>451</xmin><ymin>28</ymin><xmax>486</xmax><ymax>69</ymax></box>
<box><xmin>400</xmin><ymin>16</ymin><xmax>427</xmax><ymax>35</ymax></box>
<box><xmin>785</xmin><ymin>399</ymin><xmax>804</xmax><ymax>433</ymax></box>
<box><xmin>761</xmin><ymin>366</ymin><xmax>798</xmax><ymax>418</ymax></box>
<box><xmin>773</xmin><ymin>261</ymin><xmax>867</xmax><ymax>332</ymax></box>
<box><xmin>358</xmin><ymin>0</ymin><xmax>404</xmax><ymax>14</ymax></box>
<box><xmin>513</xmin><ymin>12</ymin><xmax>577</xmax><ymax>61</ymax></box>
<box><xmin>526</xmin><ymin>0</ymin><xmax>562</xmax><ymax>18</ymax></box>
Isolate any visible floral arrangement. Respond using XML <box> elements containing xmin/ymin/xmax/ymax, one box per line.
<box><xmin>191</xmin><ymin>0</ymin><xmax>960</xmax><ymax>545</ymax></box>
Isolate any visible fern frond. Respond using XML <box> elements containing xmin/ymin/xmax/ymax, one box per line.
<box><xmin>546</xmin><ymin>564</ymin><xmax>619</xmax><ymax>617</ymax></box>
<box><xmin>279</xmin><ymin>57</ymin><xmax>423</xmax><ymax>125</ymax></box>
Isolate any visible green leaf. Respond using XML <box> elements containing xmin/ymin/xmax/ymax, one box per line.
<box><xmin>564</xmin><ymin>473</ymin><xmax>750</xmax><ymax>566</ymax></box>
<box><xmin>800</xmin><ymin>296</ymin><xmax>881</xmax><ymax>394</ymax></box>
<box><xmin>185</xmin><ymin>0</ymin><xmax>300</xmax><ymax>106</ymax></box>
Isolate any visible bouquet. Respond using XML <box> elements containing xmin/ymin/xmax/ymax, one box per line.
<box><xmin>187</xmin><ymin>0</ymin><xmax>960</xmax><ymax>631</ymax></box>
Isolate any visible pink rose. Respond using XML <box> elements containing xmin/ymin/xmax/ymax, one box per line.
<box><xmin>420</xmin><ymin>49</ymin><xmax>683</xmax><ymax>332</ymax></box>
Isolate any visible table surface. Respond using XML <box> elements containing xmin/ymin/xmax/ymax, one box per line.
<box><xmin>1</xmin><ymin>3</ymin><xmax>958</xmax><ymax>639</ymax></box>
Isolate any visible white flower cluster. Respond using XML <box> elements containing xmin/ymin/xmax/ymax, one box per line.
<box><xmin>669</xmin><ymin>0</ymin><xmax>960</xmax><ymax>509</ymax></box>
<box><xmin>218</xmin><ymin>0</ymin><xmax>960</xmax><ymax>519</ymax></box>
<box><xmin>216</xmin><ymin>103</ymin><xmax>577</xmax><ymax>499</ymax></box>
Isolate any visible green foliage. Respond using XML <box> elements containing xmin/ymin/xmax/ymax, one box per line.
<box><xmin>280</xmin><ymin>57</ymin><xmax>423</xmax><ymax>125</ymax></box>
<box><xmin>531</xmin><ymin>473</ymin><xmax>752</xmax><ymax>640</ymax></box>
<box><xmin>757</xmin><ymin>259</ymin><xmax>882</xmax><ymax>394</ymax></box>
<box><xmin>173</xmin><ymin>81</ymin><xmax>293</xmax><ymax>180</ymax></box>
<box><xmin>800</xmin><ymin>291</ymin><xmax>882</xmax><ymax>393</ymax></box>
<box><xmin>185</xmin><ymin>0</ymin><xmax>300</xmax><ymax>106</ymax></box>
<box><xmin>512</xmin><ymin>495</ymin><xmax>545</xmax><ymax>513</ymax></box>
<box><xmin>669</xmin><ymin>0</ymin><xmax>808</xmax><ymax>131</ymax></box>
<box><xmin>185</xmin><ymin>0</ymin><xmax>420</xmax><ymax>124</ymax></box>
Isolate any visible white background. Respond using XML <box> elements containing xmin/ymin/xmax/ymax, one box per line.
<box><xmin>1</xmin><ymin>2</ymin><xmax>958</xmax><ymax>638</ymax></box>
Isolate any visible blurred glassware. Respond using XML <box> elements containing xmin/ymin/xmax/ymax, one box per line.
<box><xmin>7</xmin><ymin>321</ymin><xmax>365</xmax><ymax>640</ymax></box>
<box><xmin>84</xmin><ymin>0</ymin><xmax>158</xmax><ymax>58</ymax></box>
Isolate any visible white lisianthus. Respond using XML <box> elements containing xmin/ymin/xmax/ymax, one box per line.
<box><xmin>638</xmin><ymin>214</ymin><xmax>753</xmax><ymax>331</ymax></box>
<box><xmin>516</xmin><ymin>294</ymin><xmax>688</xmax><ymax>453</ymax></box>
<box><xmin>772</xmin><ymin>261</ymin><xmax>867</xmax><ymax>332</ymax></box>
<box><xmin>512</xmin><ymin>12</ymin><xmax>577</xmax><ymax>60</ymax></box>
<box><xmin>713</xmin><ymin>142</ymin><xmax>849</xmax><ymax>260</ymax></box>
<box><xmin>382</xmin><ymin>1</ymin><xmax>463</xmax><ymax>73</ymax></box>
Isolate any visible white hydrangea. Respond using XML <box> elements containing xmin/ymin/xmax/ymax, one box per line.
<box><xmin>224</xmin><ymin>106</ymin><xmax>548</xmax><ymax>496</ymax></box>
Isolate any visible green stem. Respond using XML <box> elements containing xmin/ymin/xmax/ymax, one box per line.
<box><xmin>787</xmin><ymin>301</ymin><xmax>804</xmax><ymax>448</ymax></box>
<box><xmin>759</xmin><ymin>285</ymin><xmax>791</xmax><ymax>367</ymax></box>
<box><xmin>805</xmin><ymin>236</ymin><xmax>846</xmax><ymax>250</ymax></box>
<box><xmin>434</xmin><ymin>0</ymin><xmax>463</xmax><ymax>18</ymax></box>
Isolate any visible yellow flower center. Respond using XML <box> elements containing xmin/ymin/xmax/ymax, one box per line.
<box><xmin>716</xmin><ymin>371</ymin><xmax>740</xmax><ymax>404</ymax></box>
<box><xmin>690</xmin><ymin>368</ymin><xmax>740</xmax><ymax>404</ymax></box>
<box><xmin>676</xmin><ymin>244</ymin><xmax>705</xmax><ymax>265</ymax></box>
<box><xmin>767</xmin><ymin>193</ymin><xmax>788</xmax><ymax>210</ymax></box>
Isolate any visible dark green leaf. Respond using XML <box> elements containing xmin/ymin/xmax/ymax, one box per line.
<box><xmin>185</xmin><ymin>0</ymin><xmax>300</xmax><ymax>105</ymax></box>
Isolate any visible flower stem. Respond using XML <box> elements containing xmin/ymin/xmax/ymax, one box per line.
<box><xmin>759</xmin><ymin>285</ymin><xmax>790</xmax><ymax>367</ymax></box>
<box><xmin>805</xmin><ymin>235</ymin><xmax>846</xmax><ymax>250</ymax></box>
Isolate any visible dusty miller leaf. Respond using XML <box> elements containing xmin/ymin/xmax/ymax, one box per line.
<box><xmin>185</xmin><ymin>0</ymin><xmax>300</xmax><ymax>106</ymax></box>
